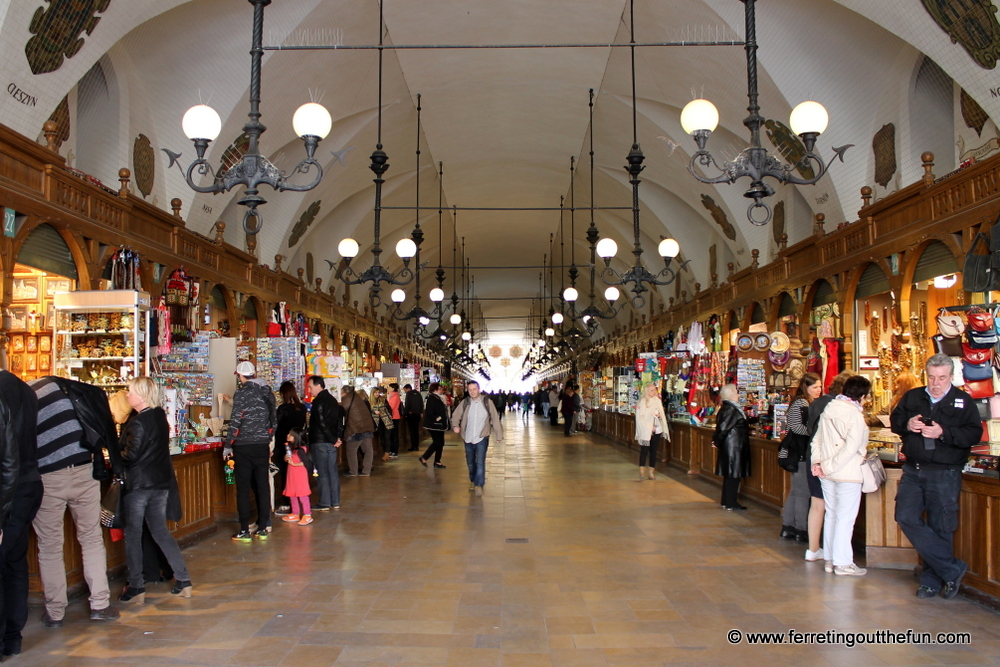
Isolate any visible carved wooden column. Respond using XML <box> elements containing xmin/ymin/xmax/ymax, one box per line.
<box><xmin>118</xmin><ymin>168</ymin><xmax>131</xmax><ymax>199</ymax></box>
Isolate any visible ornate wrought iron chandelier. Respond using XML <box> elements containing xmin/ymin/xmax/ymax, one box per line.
<box><xmin>179</xmin><ymin>0</ymin><xmax>331</xmax><ymax>236</ymax></box>
<box><xmin>680</xmin><ymin>0</ymin><xmax>851</xmax><ymax>225</ymax></box>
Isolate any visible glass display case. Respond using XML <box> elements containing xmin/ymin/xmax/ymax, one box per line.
<box><xmin>53</xmin><ymin>290</ymin><xmax>151</xmax><ymax>388</ymax></box>
<box><xmin>867</xmin><ymin>429</ymin><xmax>904</xmax><ymax>462</ymax></box>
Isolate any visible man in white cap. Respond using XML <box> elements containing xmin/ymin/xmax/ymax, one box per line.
<box><xmin>225</xmin><ymin>362</ymin><xmax>276</xmax><ymax>541</ymax></box>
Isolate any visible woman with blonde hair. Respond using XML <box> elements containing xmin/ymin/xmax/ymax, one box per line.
<box><xmin>118</xmin><ymin>377</ymin><xmax>191</xmax><ymax>603</ymax></box>
<box><xmin>634</xmin><ymin>382</ymin><xmax>666</xmax><ymax>480</ymax></box>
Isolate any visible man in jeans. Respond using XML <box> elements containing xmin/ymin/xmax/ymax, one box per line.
<box><xmin>890</xmin><ymin>354</ymin><xmax>981</xmax><ymax>600</ymax></box>
<box><xmin>225</xmin><ymin>362</ymin><xmax>276</xmax><ymax>541</ymax></box>
<box><xmin>29</xmin><ymin>376</ymin><xmax>120</xmax><ymax>629</ymax></box>
<box><xmin>403</xmin><ymin>384</ymin><xmax>423</xmax><ymax>452</ymax></box>
<box><xmin>452</xmin><ymin>381</ymin><xmax>503</xmax><ymax>497</ymax></box>
<box><xmin>307</xmin><ymin>376</ymin><xmax>342</xmax><ymax>510</ymax></box>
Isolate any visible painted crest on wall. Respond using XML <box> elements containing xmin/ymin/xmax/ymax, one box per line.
<box><xmin>132</xmin><ymin>134</ymin><xmax>154</xmax><ymax>198</ymax></box>
<box><xmin>765</xmin><ymin>119</ymin><xmax>815</xmax><ymax>180</ymax></box>
<box><xmin>872</xmin><ymin>123</ymin><xmax>897</xmax><ymax>188</ymax></box>
<box><xmin>509</xmin><ymin>345</ymin><xmax>523</xmax><ymax>358</ymax></box>
<box><xmin>961</xmin><ymin>89</ymin><xmax>991</xmax><ymax>135</ymax></box>
<box><xmin>700</xmin><ymin>194</ymin><xmax>736</xmax><ymax>241</ymax></box>
<box><xmin>25</xmin><ymin>0</ymin><xmax>111</xmax><ymax>75</ymax></box>
<box><xmin>288</xmin><ymin>200</ymin><xmax>322</xmax><ymax>247</ymax></box>
<box><xmin>922</xmin><ymin>0</ymin><xmax>1000</xmax><ymax>69</ymax></box>
<box><xmin>47</xmin><ymin>96</ymin><xmax>70</xmax><ymax>147</ymax></box>
<box><xmin>489</xmin><ymin>345</ymin><xmax>502</xmax><ymax>358</ymax></box>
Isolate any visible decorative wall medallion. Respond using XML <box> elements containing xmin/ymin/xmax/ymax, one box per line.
<box><xmin>288</xmin><ymin>200</ymin><xmax>322</xmax><ymax>247</ymax></box>
<box><xmin>25</xmin><ymin>0</ymin><xmax>111</xmax><ymax>75</ymax></box>
<box><xmin>219</xmin><ymin>133</ymin><xmax>250</xmax><ymax>176</ymax></box>
<box><xmin>700</xmin><ymin>194</ymin><xmax>736</xmax><ymax>241</ymax></box>
<box><xmin>872</xmin><ymin>123</ymin><xmax>897</xmax><ymax>188</ymax></box>
<box><xmin>772</xmin><ymin>200</ymin><xmax>785</xmax><ymax>244</ymax></box>
<box><xmin>765</xmin><ymin>119</ymin><xmax>815</xmax><ymax>180</ymax></box>
<box><xmin>922</xmin><ymin>0</ymin><xmax>1000</xmax><ymax>69</ymax></box>
<box><xmin>500</xmin><ymin>357</ymin><xmax>511</xmax><ymax>367</ymax></box>
<box><xmin>509</xmin><ymin>345</ymin><xmax>523</xmax><ymax>358</ymax></box>
<box><xmin>306</xmin><ymin>252</ymin><xmax>314</xmax><ymax>285</ymax></box>
<box><xmin>132</xmin><ymin>134</ymin><xmax>154</xmax><ymax>198</ymax></box>
<box><xmin>961</xmin><ymin>89</ymin><xmax>990</xmax><ymax>136</ymax></box>
<box><xmin>47</xmin><ymin>96</ymin><xmax>70</xmax><ymax>147</ymax></box>
<box><xmin>489</xmin><ymin>345</ymin><xmax>502</xmax><ymax>358</ymax></box>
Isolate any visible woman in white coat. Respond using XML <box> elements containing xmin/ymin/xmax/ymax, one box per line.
<box><xmin>634</xmin><ymin>383</ymin><xmax>667</xmax><ymax>480</ymax></box>
<box><xmin>811</xmin><ymin>375</ymin><xmax>872</xmax><ymax>577</ymax></box>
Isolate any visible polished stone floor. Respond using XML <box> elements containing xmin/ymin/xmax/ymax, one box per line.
<box><xmin>13</xmin><ymin>412</ymin><xmax>1000</xmax><ymax>666</ymax></box>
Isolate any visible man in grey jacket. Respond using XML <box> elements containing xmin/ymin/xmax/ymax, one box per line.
<box><xmin>225</xmin><ymin>362</ymin><xmax>276</xmax><ymax>541</ymax></box>
<box><xmin>452</xmin><ymin>381</ymin><xmax>503</xmax><ymax>497</ymax></box>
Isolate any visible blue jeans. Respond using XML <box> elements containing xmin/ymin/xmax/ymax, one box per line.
<box><xmin>313</xmin><ymin>442</ymin><xmax>340</xmax><ymax>507</ymax></box>
<box><xmin>464</xmin><ymin>437</ymin><xmax>489</xmax><ymax>487</ymax></box>
<box><xmin>895</xmin><ymin>465</ymin><xmax>965</xmax><ymax>589</ymax></box>
<box><xmin>124</xmin><ymin>489</ymin><xmax>189</xmax><ymax>588</ymax></box>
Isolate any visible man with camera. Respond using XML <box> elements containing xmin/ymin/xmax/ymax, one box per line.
<box><xmin>890</xmin><ymin>354</ymin><xmax>981</xmax><ymax>600</ymax></box>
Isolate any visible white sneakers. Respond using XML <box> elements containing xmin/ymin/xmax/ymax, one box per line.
<box><xmin>834</xmin><ymin>563</ymin><xmax>867</xmax><ymax>576</ymax></box>
<box><xmin>824</xmin><ymin>561</ymin><xmax>833</xmax><ymax>573</ymax></box>
<box><xmin>804</xmin><ymin>548</ymin><xmax>824</xmax><ymax>562</ymax></box>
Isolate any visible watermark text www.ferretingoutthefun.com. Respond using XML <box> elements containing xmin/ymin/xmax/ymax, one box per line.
<box><xmin>727</xmin><ymin>628</ymin><xmax>971</xmax><ymax>648</ymax></box>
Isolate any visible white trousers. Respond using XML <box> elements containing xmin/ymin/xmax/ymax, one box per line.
<box><xmin>820</xmin><ymin>478</ymin><xmax>862</xmax><ymax>567</ymax></box>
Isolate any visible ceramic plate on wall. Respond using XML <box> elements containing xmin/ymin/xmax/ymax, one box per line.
<box><xmin>754</xmin><ymin>333</ymin><xmax>772</xmax><ymax>351</ymax></box>
<box><xmin>737</xmin><ymin>334</ymin><xmax>754</xmax><ymax>352</ymax></box>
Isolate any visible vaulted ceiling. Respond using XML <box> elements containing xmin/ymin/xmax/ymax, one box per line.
<box><xmin>2</xmin><ymin>0</ymin><xmax>998</xmax><ymax>349</ymax></box>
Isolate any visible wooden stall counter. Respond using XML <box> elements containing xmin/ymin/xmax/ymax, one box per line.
<box><xmin>28</xmin><ymin>449</ymin><xmax>226</xmax><ymax>598</ymax></box>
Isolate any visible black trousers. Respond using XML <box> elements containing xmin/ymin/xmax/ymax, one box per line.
<box><xmin>0</xmin><ymin>479</ymin><xmax>44</xmax><ymax>648</ymax></box>
<box><xmin>235</xmin><ymin>443</ymin><xmax>271</xmax><ymax>531</ymax></box>
<box><xmin>563</xmin><ymin>411</ymin><xmax>576</xmax><ymax>435</ymax></box>
<box><xmin>390</xmin><ymin>420</ymin><xmax>401</xmax><ymax>454</ymax></box>
<box><xmin>549</xmin><ymin>407</ymin><xmax>559</xmax><ymax>426</ymax></box>
<box><xmin>638</xmin><ymin>434</ymin><xmax>660</xmax><ymax>466</ymax></box>
<box><xmin>721</xmin><ymin>476</ymin><xmax>742</xmax><ymax>508</ymax></box>
<box><xmin>407</xmin><ymin>415</ymin><xmax>422</xmax><ymax>450</ymax></box>
<box><xmin>422</xmin><ymin>429</ymin><xmax>446</xmax><ymax>464</ymax></box>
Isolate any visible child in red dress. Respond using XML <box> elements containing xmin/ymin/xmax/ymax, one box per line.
<box><xmin>281</xmin><ymin>428</ymin><xmax>314</xmax><ymax>526</ymax></box>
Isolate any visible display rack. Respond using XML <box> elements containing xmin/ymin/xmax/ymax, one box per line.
<box><xmin>53</xmin><ymin>290</ymin><xmax>151</xmax><ymax>388</ymax></box>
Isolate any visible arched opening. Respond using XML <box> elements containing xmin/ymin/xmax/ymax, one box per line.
<box><xmin>748</xmin><ymin>302</ymin><xmax>767</xmax><ymax>332</ymax></box>
<box><xmin>910</xmin><ymin>56</ymin><xmax>956</xmax><ymax>176</ymax></box>
<box><xmin>75</xmin><ymin>57</ymin><xmax>120</xmax><ymax>183</ymax></box>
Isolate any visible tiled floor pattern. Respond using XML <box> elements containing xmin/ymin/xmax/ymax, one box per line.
<box><xmin>12</xmin><ymin>413</ymin><xmax>1000</xmax><ymax>666</ymax></box>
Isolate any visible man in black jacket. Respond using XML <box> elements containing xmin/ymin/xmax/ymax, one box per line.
<box><xmin>890</xmin><ymin>354</ymin><xmax>981</xmax><ymax>600</ymax></box>
<box><xmin>225</xmin><ymin>362</ymin><xmax>276</xmax><ymax>541</ymax></box>
<box><xmin>403</xmin><ymin>384</ymin><xmax>423</xmax><ymax>451</ymax></box>
<box><xmin>307</xmin><ymin>376</ymin><xmax>341</xmax><ymax>510</ymax></box>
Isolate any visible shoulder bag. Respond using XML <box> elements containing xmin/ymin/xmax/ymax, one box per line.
<box><xmin>936</xmin><ymin>308</ymin><xmax>964</xmax><ymax>338</ymax></box>
<box><xmin>860</xmin><ymin>451</ymin><xmax>887</xmax><ymax>494</ymax></box>
<box><xmin>777</xmin><ymin>430</ymin><xmax>808</xmax><ymax>473</ymax></box>
<box><xmin>964</xmin><ymin>232</ymin><xmax>992</xmax><ymax>293</ymax></box>
<box><xmin>100</xmin><ymin>478</ymin><xmax>126</xmax><ymax>529</ymax></box>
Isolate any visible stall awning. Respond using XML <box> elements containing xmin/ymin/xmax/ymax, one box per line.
<box><xmin>913</xmin><ymin>241</ymin><xmax>958</xmax><ymax>284</ymax></box>
<box><xmin>856</xmin><ymin>263</ymin><xmax>891</xmax><ymax>299</ymax></box>
<box><xmin>17</xmin><ymin>224</ymin><xmax>78</xmax><ymax>279</ymax></box>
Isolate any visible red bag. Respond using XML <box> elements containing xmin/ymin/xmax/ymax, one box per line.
<box><xmin>964</xmin><ymin>378</ymin><xmax>995</xmax><ymax>399</ymax></box>
<box><xmin>963</xmin><ymin>342</ymin><xmax>992</xmax><ymax>365</ymax></box>
<box><xmin>967</xmin><ymin>306</ymin><xmax>994</xmax><ymax>333</ymax></box>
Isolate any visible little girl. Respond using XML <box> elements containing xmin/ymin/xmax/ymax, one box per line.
<box><xmin>281</xmin><ymin>428</ymin><xmax>314</xmax><ymax>525</ymax></box>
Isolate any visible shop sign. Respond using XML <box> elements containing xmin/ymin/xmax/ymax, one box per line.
<box><xmin>3</xmin><ymin>207</ymin><xmax>15</xmax><ymax>237</ymax></box>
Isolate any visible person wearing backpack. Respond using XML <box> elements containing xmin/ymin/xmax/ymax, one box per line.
<box><xmin>452</xmin><ymin>381</ymin><xmax>503</xmax><ymax>497</ymax></box>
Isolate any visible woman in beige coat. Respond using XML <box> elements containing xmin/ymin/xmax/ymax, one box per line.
<box><xmin>634</xmin><ymin>383</ymin><xmax>667</xmax><ymax>480</ymax></box>
<box><xmin>811</xmin><ymin>375</ymin><xmax>872</xmax><ymax>577</ymax></box>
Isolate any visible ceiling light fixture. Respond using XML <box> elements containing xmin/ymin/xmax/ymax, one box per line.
<box><xmin>679</xmin><ymin>0</ymin><xmax>852</xmax><ymax>225</ymax></box>
<box><xmin>180</xmin><ymin>0</ymin><xmax>330</xmax><ymax>236</ymax></box>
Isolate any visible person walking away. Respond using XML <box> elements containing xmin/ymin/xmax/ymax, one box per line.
<box><xmin>280</xmin><ymin>428</ymin><xmax>314</xmax><ymax>525</ymax></box>
<box><xmin>117</xmin><ymin>377</ymin><xmax>192</xmax><ymax>602</ymax></box>
<box><xmin>385</xmin><ymin>383</ymin><xmax>404</xmax><ymax>454</ymax></box>
<box><xmin>307</xmin><ymin>376</ymin><xmax>342</xmax><ymax>511</ymax></box>
<box><xmin>811</xmin><ymin>375</ymin><xmax>872</xmax><ymax>577</ymax></box>
<box><xmin>225</xmin><ymin>362</ymin><xmax>276</xmax><ymax>541</ymax></box>
<box><xmin>371</xmin><ymin>387</ymin><xmax>395</xmax><ymax>460</ymax></box>
<box><xmin>452</xmin><ymin>381</ymin><xmax>504</xmax><ymax>497</ymax></box>
<box><xmin>634</xmin><ymin>382</ymin><xmax>666</xmax><ymax>481</ymax></box>
<box><xmin>890</xmin><ymin>354</ymin><xmax>981</xmax><ymax>598</ymax></box>
<box><xmin>273</xmin><ymin>381</ymin><xmax>306</xmax><ymax>517</ymax></box>
<box><xmin>404</xmin><ymin>384</ymin><xmax>424</xmax><ymax>451</ymax></box>
<box><xmin>0</xmin><ymin>371</ymin><xmax>43</xmax><ymax>656</ymax></box>
<box><xmin>29</xmin><ymin>375</ymin><xmax>121</xmax><ymax>630</ymax></box>
<box><xmin>780</xmin><ymin>373</ymin><xmax>823</xmax><ymax>543</ymax></box>
<box><xmin>713</xmin><ymin>384</ymin><xmax>750</xmax><ymax>509</ymax></box>
<box><xmin>420</xmin><ymin>383</ymin><xmax>450</xmax><ymax>468</ymax></box>
<box><xmin>804</xmin><ymin>371</ymin><xmax>853</xmax><ymax>562</ymax></box>
<box><xmin>341</xmin><ymin>386</ymin><xmax>377</xmax><ymax>477</ymax></box>
<box><xmin>548</xmin><ymin>386</ymin><xmax>560</xmax><ymax>426</ymax></box>
<box><xmin>560</xmin><ymin>386</ymin><xmax>579</xmax><ymax>437</ymax></box>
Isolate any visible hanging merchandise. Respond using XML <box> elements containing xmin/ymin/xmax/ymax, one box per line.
<box><xmin>108</xmin><ymin>247</ymin><xmax>142</xmax><ymax>290</ymax></box>
<box><xmin>165</xmin><ymin>268</ymin><xmax>192</xmax><ymax>306</ymax></box>
<box><xmin>688</xmin><ymin>320</ymin><xmax>705</xmax><ymax>355</ymax></box>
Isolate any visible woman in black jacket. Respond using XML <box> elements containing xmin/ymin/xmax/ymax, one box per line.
<box><xmin>118</xmin><ymin>377</ymin><xmax>191</xmax><ymax>603</ymax></box>
<box><xmin>273</xmin><ymin>381</ymin><xmax>307</xmax><ymax>515</ymax></box>
<box><xmin>713</xmin><ymin>384</ymin><xmax>751</xmax><ymax>511</ymax></box>
<box><xmin>419</xmin><ymin>383</ymin><xmax>449</xmax><ymax>468</ymax></box>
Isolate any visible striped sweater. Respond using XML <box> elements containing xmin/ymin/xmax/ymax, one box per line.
<box><xmin>30</xmin><ymin>377</ymin><xmax>90</xmax><ymax>474</ymax></box>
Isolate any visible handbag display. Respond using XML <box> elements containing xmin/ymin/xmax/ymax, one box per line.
<box><xmin>99</xmin><ymin>478</ymin><xmax>125</xmax><ymax>529</ymax></box>
<box><xmin>965</xmin><ymin>378</ymin><xmax>995</xmax><ymax>399</ymax></box>
<box><xmin>936</xmin><ymin>309</ymin><xmax>964</xmax><ymax>338</ymax></box>
<box><xmin>966</xmin><ymin>325</ymin><xmax>999</xmax><ymax>349</ymax></box>
<box><xmin>933</xmin><ymin>334</ymin><xmax>963</xmax><ymax>357</ymax></box>
<box><xmin>967</xmin><ymin>306</ymin><xmax>994</xmax><ymax>332</ymax></box>
<box><xmin>963</xmin><ymin>342</ymin><xmax>993</xmax><ymax>365</ymax></box>
<box><xmin>963</xmin><ymin>358</ymin><xmax>993</xmax><ymax>381</ymax></box>
<box><xmin>860</xmin><ymin>451</ymin><xmax>887</xmax><ymax>494</ymax></box>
